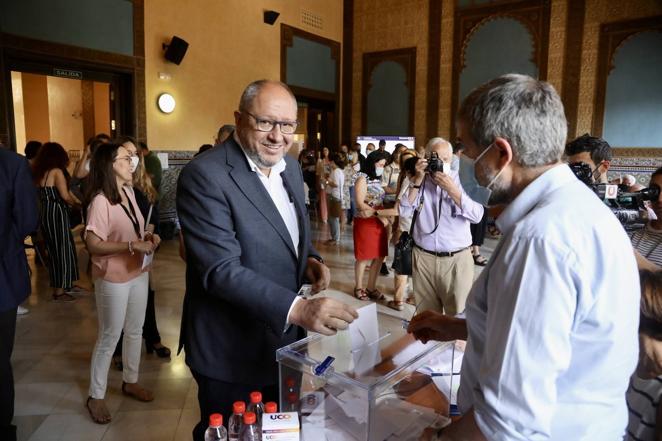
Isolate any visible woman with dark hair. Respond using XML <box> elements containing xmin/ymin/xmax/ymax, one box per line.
<box><xmin>32</xmin><ymin>142</ymin><xmax>81</xmax><ymax>301</ymax></box>
<box><xmin>352</xmin><ymin>150</ymin><xmax>397</xmax><ymax>301</ymax></box>
<box><xmin>110</xmin><ymin>136</ymin><xmax>170</xmax><ymax>371</ymax></box>
<box><xmin>85</xmin><ymin>143</ymin><xmax>156</xmax><ymax>424</ymax></box>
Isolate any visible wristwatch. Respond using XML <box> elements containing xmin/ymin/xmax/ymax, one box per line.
<box><xmin>410</xmin><ymin>183</ymin><xmax>421</xmax><ymax>189</ymax></box>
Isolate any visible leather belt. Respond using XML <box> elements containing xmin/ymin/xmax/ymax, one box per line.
<box><xmin>414</xmin><ymin>244</ymin><xmax>469</xmax><ymax>257</ymax></box>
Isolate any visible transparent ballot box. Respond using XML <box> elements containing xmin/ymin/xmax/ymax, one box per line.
<box><xmin>276</xmin><ymin>312</ymin><xmax>462</xmax><ymax>441</ymax></box>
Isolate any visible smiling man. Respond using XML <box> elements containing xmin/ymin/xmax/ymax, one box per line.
<box><xmin>177</xmin><ymin>80</ymin><xmax>357</xmax><ymax>441</ymax></box>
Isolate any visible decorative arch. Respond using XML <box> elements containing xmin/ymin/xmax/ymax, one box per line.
<box><xmin>362</xmin><ymin>47</ymin><xmax>416</xmax><ymax>136</ymax></box>
<box><xmin>450</xmin><ymin>0</ymin><xmax>551</xmax><ymax>134</ymax></box>
<box><xmin>592</xmin><ymin>15</ymin><xmax>662</xmax><ymax>153</ymax></box>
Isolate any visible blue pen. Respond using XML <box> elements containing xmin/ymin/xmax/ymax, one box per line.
<box><xmin>314</xmin><ymin>355</ymin><xmax>335</xmax><ymax>376</ymax></box>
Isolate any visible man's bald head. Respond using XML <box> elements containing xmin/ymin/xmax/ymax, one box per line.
<box><xmin>425</xmin><ymin>137</ymin><xmax>453</xmax><ymax>163</ymax></box>
<box><xmin>238</xmin><ymin>80</ymin><xmax>297</xmax><ymax>113</ymax></box>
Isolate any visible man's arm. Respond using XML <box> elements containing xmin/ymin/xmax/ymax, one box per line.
<box><xmin>439</xmin><ymin>409</ymin><xmax>486</xmax><ymax>441</ymax></box>
<box><xmin>13</xmin><ymin>156</ymin><xmax>39</xmax><ymax>237</ymax></box>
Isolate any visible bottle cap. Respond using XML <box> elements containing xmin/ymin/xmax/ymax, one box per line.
<box><xmin>265</xmin><ymin>402</ymin><xmax>277</xmax><ymax>413</ymax></box>
<box><xmin>233</xmin><ymin>401</ymin><xmax>246</xmax><ymax>414</ymax></box>
<box><xmin>285</xmin><ymin>377</ymin><xmax>296</xmax><ymax>388</ymax></box>
<box><xmin>243</xmin><ymin>411</ymin><xmax>256</xmax><ymax>425</ymax></box>
<box><xmin>209</xmin><ymin>413</ymin><xmax>223</xmax><ymax>427</ymax></box>
<box><xmin>286</xmin><ymin>392</ymin><xmax>298</xmax><ymax>403</ymax></box>
<box><xmin>249</xmin><ymin>391</ymin><xmax>262</xmax><ymax>404</ymax></box>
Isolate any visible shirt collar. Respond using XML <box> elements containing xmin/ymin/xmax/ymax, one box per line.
<box><xmin>496</xmin><ymin>164</ymin><xmax>575</xmax><ymax>234</ymax></box>
<box><xmin>234</xmin><ymin>132</ymin><xmax>287</xmax><ymax>177</ymax></box>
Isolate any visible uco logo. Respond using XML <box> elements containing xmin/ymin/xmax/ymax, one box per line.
<box><xmin>269</xmin><ymin>414</ymin><xmax>292</xmax><ymax>420</ymax></box>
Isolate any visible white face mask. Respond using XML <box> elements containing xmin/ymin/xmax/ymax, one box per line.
<box><xmin>375</xmin><ymin>167</ymin><xmax>384</xmax><ymax>177</ymax></box>
<box><xmin>129</xmin><ymin>156</ymin><xmax>140</xmax><ymax>173</ymax></box>
<box><xmin>466</xmin><ymin>143</ymin><xmax>507</xmax><ymax>204</ymax></box>
<box><xmin>347</xmin><ymin>153</ymin><xmax>354</xmax><ymax>160</ymax></box>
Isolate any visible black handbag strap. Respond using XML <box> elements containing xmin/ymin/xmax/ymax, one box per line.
<box><xmin>407</xmin><ymin>175</ymin><xmax>426</xmax><ymax>236</ymax></box>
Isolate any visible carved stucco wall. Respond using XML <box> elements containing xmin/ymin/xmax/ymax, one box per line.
<box><xmin>352</xmin><ymin>0</ymin><xmax>429</xmax><ymax>145</ymax></box>
<box><xmin>438</xmin><ymin>0</ymin><xmax>455</xmax><ymax>140</ymax></box>
<box><xmin>576</xmin><ymin>0</ymin><xmax>662</xmax><ymax>137</ymax></box>
<box><xmin>546</xmin><ymin>0</ymin><xmax>567</xmax><ymax>94</ymax></box>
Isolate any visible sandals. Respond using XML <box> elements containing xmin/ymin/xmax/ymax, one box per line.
<box><xmin>366</xmin><ymin>288</ymin><xmax>385</xmax><ymax>301</ymax></box>
<box><xmin>52</xmin><ymin>292</ymin><xmax>76</xmax><ymax>302</ymax></box>
<box><xmin>86</xmin><ymin>397</ymin><xmax>111</xmax><ymax>424</ymax></box>
<box><xmin>473</xmin><ymin>254</ymin><xmax>488</xmax><ymax>266</ymax></box>
<box><xmin>354</xmin><ymin>288</ymin><xmax>369</xmax><ymax>301</ymax></box>
<box><xmin>387</xmin><ymin>300</ymin><xmax>404</xmax><ymax>311</ymax></box>
<box><xmin>121</xmin><ymin>382</ymin><xmax>154</xmax><ymax>402</ymax></box>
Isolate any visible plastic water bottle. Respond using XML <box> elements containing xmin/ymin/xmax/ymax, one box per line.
<box><xmin>247</xmin><ymin>391</ymin><xmax>265</xmax><ymax>426</ymax></box>
<box><xmin>264</xmin><ymin>402</ymin><xmax>277</xmax><ymax>414</ymax></box>
<box><xmin>228</xmin><ymin>401</ymin><xmax>245</xmax><ymax>440</ymax></box>
<box><xmin>239</xmin><ymin>411</ymin><xmax>260</xmax><ymax>441</ymax></box>
<box><xmin>204</xmin><ymin>413</ymin><xmax>227</xmax><ymax>441</ymax></box>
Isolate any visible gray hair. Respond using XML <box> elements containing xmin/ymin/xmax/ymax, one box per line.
<box><xmin>425</xmin><ymin>137</ymin><xmax>452</xmax><ymax>154</ymax></box>
<box><xmin>458</xmin><ymin>74</ymin><xmax>567</xmax><ymax>167</ymax></box>
<box><xmin>238</xmin><ymin>80</ymin><xmax>297</xmax><ymax>112</ymax></box>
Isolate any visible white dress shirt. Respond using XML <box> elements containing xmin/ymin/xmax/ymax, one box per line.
<box><xmin>458</xmin><ymin>165</ymin><xmax>640</xmax><ymax>440</ymax></box>
<box><xmin>240</xmin><ymin>145</ymin><xmax>302</xmax><ymax>325</ymax></box>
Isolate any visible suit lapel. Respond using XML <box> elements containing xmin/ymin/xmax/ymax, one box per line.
<box><xmin>226</xmin><ymin>140</ymin><xmax>297</xmax><ymax>259</ymax></box>
<box><xmin>281</xmin><ymin>164</ymin><xmax>308</xmax><ymax>268</ymax></box>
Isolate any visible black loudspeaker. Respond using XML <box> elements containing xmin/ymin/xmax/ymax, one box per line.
<box><xmin>263</xmin><ymin>10</ymin><xmax>280</xmax><ymax>25</ymax></box>
<box><xmin>163</xmin><ymin>36</ymin><xmax>189</xmax><ymax>65</ymax></box>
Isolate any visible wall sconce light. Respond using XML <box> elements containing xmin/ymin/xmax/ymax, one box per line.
<box><xmin>157</xmin><ymin>93</ymin><xmax>176</xmax><ymax>114</ymax></box>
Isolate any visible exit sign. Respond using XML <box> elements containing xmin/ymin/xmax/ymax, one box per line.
<box><xmin>53</xmin><ymin>68</ymin><xmax>83</xmax><ymax>80</ymax></box>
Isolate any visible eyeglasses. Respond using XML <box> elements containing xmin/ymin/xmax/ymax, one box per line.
<box><xmin>114</xmin><ymin>156</ymin><xmax>132</xmax><ymax>164</ymax></box>
<box><xmin>244</xmin><ymin>111</ymin><xmax>298</xmax><ymax>135</ymax></box>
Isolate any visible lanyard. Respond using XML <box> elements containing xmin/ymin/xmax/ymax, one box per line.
<box><xmin>120</xmin><ymin>188</ymin><xmax>141</xmax><ymax>239</ymax></box>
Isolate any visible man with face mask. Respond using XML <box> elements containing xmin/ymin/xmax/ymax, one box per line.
<box><xmin>398</xmin><ymin>137</ymin><xmax>484</xmax><ymax>315</ymax></box>
<box><xmin>408</xmin><ymin>74</ymin><xmax>639</xmax><ymax>440</ymax></box>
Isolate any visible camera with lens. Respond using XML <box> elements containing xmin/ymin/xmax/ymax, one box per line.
<box><xmin>570</xmin><ymin>162</ymin><xmax>660</xmax><ymax>230</ymax></box>
<box><xmin>425</xmin><ymin>152</ymin><xmax>444</xmax><ymax>174</ymax></box>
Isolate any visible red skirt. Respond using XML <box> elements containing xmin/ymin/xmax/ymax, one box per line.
<box><xmin>353</xmin><ymin>217</ymin><xmax>388</xmax><ymax>260</ymax></box>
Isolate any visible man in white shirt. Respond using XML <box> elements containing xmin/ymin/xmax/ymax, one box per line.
<box><xmin>408</xmin><ymin>74</ymin><xmax>640</xmax><ymax>440</ymax></box>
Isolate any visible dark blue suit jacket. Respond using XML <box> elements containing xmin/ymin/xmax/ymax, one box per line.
<box><xmin>176</xmin><ymin>138</ymin><xmax>318</xmax><ymax>385</ymax></box>
<box><xmin>0</xmin><ymin>149</ymin><xmax>39</xmax><ymax>312</ymax></box>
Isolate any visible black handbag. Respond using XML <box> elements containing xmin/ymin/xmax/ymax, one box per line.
<box><xmin>391</xmin><ymin>183</ymin><xmax>424</xmax><ymax>275</ymax></box>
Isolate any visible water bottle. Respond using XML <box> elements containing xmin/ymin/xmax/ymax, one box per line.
<box><xmin>247</xmin><ymin>391</ymin><xmax>265</xmax><ymax>426</ymax></box>
<box><xmin>239</xmin><ymin>411</ymin><xmax>260</xmax><ymax>441</ymax></box>
<box><xmin>204</xmin><ymin>413</ymin><xmax>227</xmax><ymax>441</ymax></box>
<box><xmin>264</xmin><ymin>402</ymin><xmax>277</xmax><ymax>414</ymax></box>
<box><xmin>228</xmin><ymin>401</ymin><xmax>245</xmax><ymax>440</ymax></box>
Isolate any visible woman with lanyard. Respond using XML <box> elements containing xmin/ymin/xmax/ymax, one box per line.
<box><xmin>84</xmin><ymin>143</ymin><xmax>156</xmax><ymax>424</ymax></box>
<box><xmin>110</xmin><ymin>137</ymin><xmax>169</xmax><ymax>372</ymax></box>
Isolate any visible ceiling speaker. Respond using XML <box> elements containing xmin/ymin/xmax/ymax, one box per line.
<box><xmin>163</xmin><ymin>36</ymin><xmax>189</xmax><ymax>65</ymax></box>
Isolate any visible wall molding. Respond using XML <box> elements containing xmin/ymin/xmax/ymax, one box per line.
<box><xmin>426</xmin><ymin>0</ymin><xmax>443</xmax><ymax>140</ymax></box>
<box><xmin>591</xmin><ymin>14</ymin><xmax>662</xmax><ymax>149</ymax></box>
<box><xmin>450</xmin><ymin>0</ymin><xmax>551</xmax><ymax>134</ymax></box>
<box><xmin>361</xmin><ymin>47</ymin><xmax>417</xmax><ymax>135</ymax></box>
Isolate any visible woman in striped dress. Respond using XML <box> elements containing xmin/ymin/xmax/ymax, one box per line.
<box><xmin>32</xmin><ymin>142</ymin><xmax>81</xmax><ymax>301</ymax></box>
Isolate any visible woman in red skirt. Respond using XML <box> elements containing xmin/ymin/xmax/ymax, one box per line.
<box><xmin>352</xmin><ymin>151</ymin><xmax>398</xmax><ymax>300</ymax></box>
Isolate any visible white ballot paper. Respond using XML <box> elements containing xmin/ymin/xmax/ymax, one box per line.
<box><xmin>142</xmin><ymin>252</ymin><xmax>154</xmax><ymax>270</ymax></box>
<box><xmin>348</xmin><ymin>303</ymin><xmax>381</xmax><ymax>375</ymax></box>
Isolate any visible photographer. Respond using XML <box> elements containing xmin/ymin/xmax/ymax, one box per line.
<box><xmin>399</xmin><ymin>137</ymin><xmax>483</xmax><ymax>315</ymax></box>
<box><xmin>565</xmin><ymin>133</ymin><xmax>612</xmax><ymax>184</ymax></box>
<box><xmin>630</xmin><ymin>167</ymin><xmax>662</xmax><ymax>271</ymax></box>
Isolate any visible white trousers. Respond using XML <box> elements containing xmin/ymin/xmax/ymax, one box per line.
<box><xmin>89</xmin><ymin>272</ymin><xmax>149</xmax><ymax>399</ymax></box>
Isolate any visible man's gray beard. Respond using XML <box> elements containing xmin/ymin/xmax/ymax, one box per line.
<box><xmin>246</xmin><ymin>148</ymin><xmax>277</xmax><ymax>169</ymax></box>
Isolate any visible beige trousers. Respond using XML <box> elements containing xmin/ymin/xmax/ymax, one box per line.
<box><xmin>412</xmin><ymin>247</ymin><xmax>474</xmax><ymax>315</ymax></box>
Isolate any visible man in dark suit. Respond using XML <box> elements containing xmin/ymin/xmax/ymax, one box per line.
<box><xmin>177</xmin><ymin>80</ymin><xmax>357</xmax><ymax>440</ymax></box>
<box><xmin>0</xmin><ymin>147</ymin><xmax>39</xmax><ymax>441</ymax></box>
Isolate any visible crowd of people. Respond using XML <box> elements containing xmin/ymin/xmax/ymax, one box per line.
<box><xmin>1</xmin><ymin>74</ymin><xmax>661</xmax><ymax>441</ymax></box>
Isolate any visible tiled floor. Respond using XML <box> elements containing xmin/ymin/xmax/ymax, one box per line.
<box><xmin>13</xmin><ymin>220</ymin><xmax>496</xmax><ymax>441</ymax></box>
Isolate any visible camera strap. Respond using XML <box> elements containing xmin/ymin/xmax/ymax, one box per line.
<box><xmin>120</xmin><ymin>187</ymin><xmax>142</xmax><ymax>239</ymax></box>
<box><xmin>417</xmin><ymin>176</ymin><xmax>443</xmax><ymax>236</ymax></box>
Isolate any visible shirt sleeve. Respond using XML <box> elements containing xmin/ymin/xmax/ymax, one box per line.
<box><xmin>472</xmin><ymin>236</ymin><xmax>577</xmax><ymax>440</ymax></box>
<box><xmin>454</xmin><ymin>174</ymin><xmax>484</xmax><ymax>223</ymax></box>
<box><xmin>398</xmin><ymin>181</ymin><xmax>422</xmax><ymax>218</ymax></box>
<box><xmin>85</xmin><ymin>195</ymin><xmax>110</xmax><ymax>241</ymax></box>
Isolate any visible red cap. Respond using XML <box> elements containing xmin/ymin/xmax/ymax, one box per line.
<box><xmin>209</xmin><ymin>413</ymin><xmax>223</xmax><ymax>427</ymax></box>
<box><xmin>249</xmin><ymin>391</ymin><xmax>262</xmax><ymax>404</ymax></box>
<box><xmin>265</xmin><ymin>402</ymin><xmax>278</xmax><ymax>413</ymax></box>
<box><xmin>286</xmin><ymin>392</ymin><xmax>298</xmax><ymax>403</ymax></box>
<box><xmin>285</xmin><ymin>377</ymin><xmax>296</xmax><ymax>388</ymax></box>
<box><xmin>243</xmin><ymin>411</ymin><xmax>256</xmax><ymax>425</ymax></box>
<box><xmin>233</xmin><ymin>401</ymin><xmax>246</xmax><ymax>414</ymax></box>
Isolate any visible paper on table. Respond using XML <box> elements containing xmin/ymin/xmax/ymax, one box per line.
<box><xmin>142</xmin><ymin>252</ymin><xmax>154</xmax><ymax>270</ymax></box>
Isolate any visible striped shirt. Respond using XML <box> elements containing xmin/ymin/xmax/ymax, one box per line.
<box><xmin>631</xmin><ymin>225</ymin><xmax>662</xmax><ymax>267</ymax></box>
<box><xmin>625</xmin><ymin>376</ymin><xmax>662</xmax><ymax>441</ymax></box>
